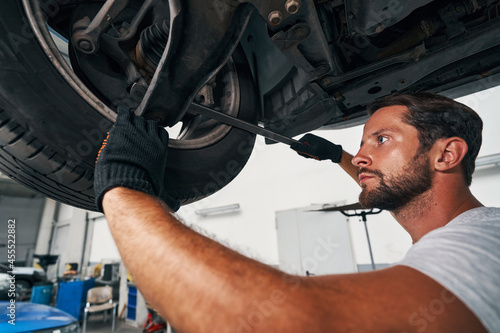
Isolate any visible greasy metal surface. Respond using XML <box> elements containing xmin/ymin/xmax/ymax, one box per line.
<box><xmin>138</xmin><ymin>1</ymin><xmax>254</xmax><ymax>126</ymax></box>
<box><xmin>344</xmin><ymin>0</ymin><xmax>433</xmax><ymax>35</ymax></box>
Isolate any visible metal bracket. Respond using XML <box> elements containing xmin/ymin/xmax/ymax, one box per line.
<box><xmin>72</xmin><ymin>0</ymin><xmax>129</xmax><ymax>54</ymax></box>
<box><xmin>136</xmin><ymin>1</ymin><xmax>255</xmax><ymax>126</ymax></box>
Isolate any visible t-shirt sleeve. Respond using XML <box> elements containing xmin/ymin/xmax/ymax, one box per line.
<box><xmin>397</xmin><ymin>221</ymin><xmax>500</xmax><ymax>333</ymax></box>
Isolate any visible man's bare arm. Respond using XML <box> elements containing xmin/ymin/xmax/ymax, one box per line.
<box><xmin>338</xmin><ymin>150</ymin><xmax>359</xmax><ymax>184</ymax></box>
<box><xmin>103</xmin><ymin>187</ymin><xmax>314</xmax><ymax>332</ymax></box>
<box><xmin>103</xmin><ymin>187</ymin><xmax>485</xmax><ymax>333</ymax></box>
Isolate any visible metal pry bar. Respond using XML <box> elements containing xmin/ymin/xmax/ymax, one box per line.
<box><xmin>189</xmin><ymin>102</ymin><xmax>298</xmax><ymax>146</ymax></box>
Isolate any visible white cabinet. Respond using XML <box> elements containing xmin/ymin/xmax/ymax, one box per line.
<box><xmin>276</xmin><ymin>207</ymin><xmax>357</xmax><ymax>276</ymax></box>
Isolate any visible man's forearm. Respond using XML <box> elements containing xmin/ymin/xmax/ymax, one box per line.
<box><xmin>102</xmin><ymin>187</ymin><xmax>483</xmax><ymax>333</ymax></box>
<box><xmin>102</xmin><ymin>187</ymin><xmax>315</xmax><ymax>332</ymax></box>
<box><xmin>338</xmin><ymin>151</ymin><xmax>359</xmax><ymax>185</ymax></box>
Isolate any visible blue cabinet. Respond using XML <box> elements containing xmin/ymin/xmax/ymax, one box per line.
<box><xmin>56</xmin><ymin>279</ymin><xmax>95</xmax><ymax>321</ymax></box>
<box><xmin>127</xmin><ymin>284</ymin><xmax>137</xmax><ymax>321</ymax></box>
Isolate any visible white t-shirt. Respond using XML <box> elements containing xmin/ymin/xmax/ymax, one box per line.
<box><xmin>398</xmin><ymin>207</ymin><xmax>500</xmax><ymax>333</ymax></box>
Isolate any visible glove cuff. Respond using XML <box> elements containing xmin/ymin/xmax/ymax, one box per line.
<box><xmin>94</xmin><ymin>163</ymin><xmax>156</xmax><ymax>212</ymax></box>
<box><xmin>160</xmin><ymin>193</ymin><xmax>181</xmax><ymax>212</ymax></box>
<box><xmin>329</xmin><ymin>144</ymin><xmax>343</xmax><ymax>163</ymax></box>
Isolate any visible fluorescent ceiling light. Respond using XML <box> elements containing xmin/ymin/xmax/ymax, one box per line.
<box><xmin>195</xmin><ymin>204</ymin><xmax>240</xmax><ymax>216</ymax></box>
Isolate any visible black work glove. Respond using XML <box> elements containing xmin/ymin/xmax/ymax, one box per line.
<box><xmin>94</xmin><ymin>107</ymin><xmax>180</xmax><ymax>212</ymax></box>
<box><xmin>290</xmin><ymin>133</ymin><xmax>343</xmax><ymax>163</ymax></box>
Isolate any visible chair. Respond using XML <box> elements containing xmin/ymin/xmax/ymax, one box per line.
<box><xmin>82</xmin><ymin>286</ymin><xmax>118</xmax><ymax>333</ymax></box>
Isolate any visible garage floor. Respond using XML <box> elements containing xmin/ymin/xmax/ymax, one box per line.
<box><xmin>83</xmin><ymin>318</ymin><xmax>143</xmax><ymax>333</ymax></box>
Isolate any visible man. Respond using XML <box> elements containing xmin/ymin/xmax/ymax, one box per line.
<box><xmin>94</xmin><ymin>92</ymin><xmax>499</xmax><ymax>332</ymax></box>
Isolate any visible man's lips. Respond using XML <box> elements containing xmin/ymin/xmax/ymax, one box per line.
<box><xmin>358</xmin><ymin>174</ymin><xmax>374</xmax><ymax>184</ymax></box>
<box><xmin>357</xmin><ymin>169</ymin><xmax>382</xmax><ymax>184</ymax></box>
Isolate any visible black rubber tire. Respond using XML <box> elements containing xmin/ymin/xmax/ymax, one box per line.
<box><xmin>0</xmin><ymin>0</ymin><xmax>258</xmax><ymax>211</ymax></box>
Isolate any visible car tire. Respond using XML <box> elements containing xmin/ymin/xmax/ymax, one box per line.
<box><xmin>0</xmin><ymin>0</ymin><xmax>258</xmax><ymax>210</ymax></box>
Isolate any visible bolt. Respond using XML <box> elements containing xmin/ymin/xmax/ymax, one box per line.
<box><xmin>268</xmin><ymin>11</ymin><xmax>283</xmax><ymax>26</ymax></box>
<box><xmin>374</xmin><ymin>24</ymin><xmax>386</xmax><ymax>34</ymax></box>
<box><xmin>78</xmin><ymin>40</ymin><xmax>94</xmax><ymax>52</ymax></box>
<box><xmin>130</xmin><ymin>82</ymin><xmax>148</xmax><ymax>101</ymax></box>
<box><xmin>74</xmin><ymin>36</ymin><xmax>100</xmax><ymax>54</ymax></box>
<box><xmin>285</xmin><ymin>0</ymin><xmax>301</xmax><ymax>14</ymax></box>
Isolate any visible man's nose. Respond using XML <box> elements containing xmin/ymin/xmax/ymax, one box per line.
<box><xmin>352</xmin><ymin>146</ymin><xmax>371</xmax><ymax>167</ymax></box>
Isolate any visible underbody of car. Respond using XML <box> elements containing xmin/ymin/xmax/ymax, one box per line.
<box><xmin>46</xmin><ymin>0</ymin><xmax>500</xmax><ymax>133</ymax></box>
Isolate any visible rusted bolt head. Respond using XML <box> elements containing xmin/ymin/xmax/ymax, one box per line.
<box><xmin>78</xmin><ymin>40</ymin><xmax>94</xmax><ymax>53</ymax></box>
<box><xmin>268</xmin><ymin>11</ymin><xmax>283</xmax><ymax>26</ymax></box>
<box><xmin>286</xmin><ymin>0</ymin><xmax>301</xmax><ymax>14</ymax></box>
<box><xmin>73</xmin><ymin>34</ymin><xmax>98</xmax><ymax>54</ymax></box>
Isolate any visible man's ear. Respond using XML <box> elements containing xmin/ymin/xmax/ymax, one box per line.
<box><xmin>433</xmin><ymin>137</ymin><xmax>468</xmax><ymax>171</ymax></box>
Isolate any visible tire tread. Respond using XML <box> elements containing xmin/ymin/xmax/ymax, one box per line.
<box><xmin>0</xmin><ymin>110</ymin><xmax>96</xmax><ymax>210</ymax></box>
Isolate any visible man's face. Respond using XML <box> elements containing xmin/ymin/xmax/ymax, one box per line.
<box><xmin>352</xmin><ymin>106</ymin><xmax>434</xmax><ymax>211</ymax></box>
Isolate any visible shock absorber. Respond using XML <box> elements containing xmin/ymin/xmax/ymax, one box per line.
<box><xmin>135</xmin><ymin>20</ymin><xmax>170</xmax><ymax>75</ymax></box>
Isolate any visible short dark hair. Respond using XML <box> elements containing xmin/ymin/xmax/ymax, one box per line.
<box><xmin>367</xmin><ymin>92</ymin><xmax>483</xmax><ymax>186</ymax></box>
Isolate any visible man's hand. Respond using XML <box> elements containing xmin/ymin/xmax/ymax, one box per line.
<box><xmin>291</xmin><ymin>133</ymin><xmax>343</xmax><ymax>163</ymax></box>
<box><xmin>94</xmin><ymin>107</ymin><xmax>180</xmax><ymax>212</ymax></box>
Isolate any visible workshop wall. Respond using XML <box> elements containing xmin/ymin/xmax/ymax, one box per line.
<box><xmin>88</xmin><ymin>215</ymin><xmax>120</xmax><ymax>263</ymax></box>
<box><xmin>0</xmin><ymin>196</ymin><xmax>45</xmax><ymax>265</ymax></box>
<box><xmin>46</xmin><ymin>204</ymin><xmax>89</xmax><ymax>277</ymax></box>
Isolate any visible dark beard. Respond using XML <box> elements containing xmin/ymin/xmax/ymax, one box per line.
<box><xmin>358</xmin><ymin>153</ymin><xmax>433</xmax><ymax>211</ymax></box>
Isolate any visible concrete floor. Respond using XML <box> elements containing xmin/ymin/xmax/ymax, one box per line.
<box><xmin>83</xmin><ymin>317</ymin><xmax>143</xmax><ymax>333</ymax></box>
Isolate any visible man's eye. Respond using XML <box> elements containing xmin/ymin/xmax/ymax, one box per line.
<box><xmin>378</xmin><ymin>136</ymin><xmax>388</xmax><ymax>144</ymax></box>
